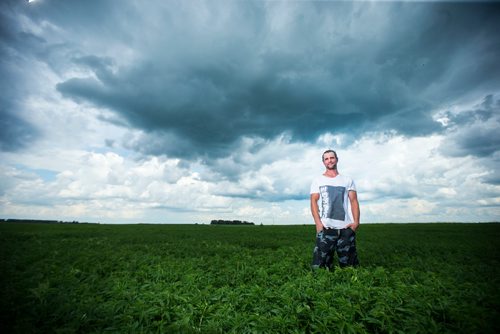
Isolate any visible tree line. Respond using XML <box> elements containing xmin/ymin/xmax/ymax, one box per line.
<box><xmin>210</xmin><ymin>220</ymin><xmax>255</xmax><ymax>225</ymax></box>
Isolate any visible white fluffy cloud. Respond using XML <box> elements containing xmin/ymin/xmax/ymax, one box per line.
<box><xmin>2</xmin><ymin>125</ymin><xmax>499</xmax><ymax>224</ymax></box>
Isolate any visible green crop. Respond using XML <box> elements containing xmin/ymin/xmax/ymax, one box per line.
<box><xmin>0</xmin><ymin>223</ymin><xmax>498</xmax><ymax>333</ymax></box>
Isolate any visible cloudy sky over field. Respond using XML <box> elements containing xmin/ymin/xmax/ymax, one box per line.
<box><xmin>1</xmin><ymin>0</ymin><xmax>499</xmax><ymax>224</ymax></box>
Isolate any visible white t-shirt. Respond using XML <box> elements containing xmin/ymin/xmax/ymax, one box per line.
<box><xmin>310</xmin><ymin>174</ymin><xmax>357</xmax><ymax>229</ymax></box>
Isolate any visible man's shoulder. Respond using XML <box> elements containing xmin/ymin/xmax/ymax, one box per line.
<box><xmin>311</xmin><ymin>174</ymin><xmax>333</xmax><ymax>184</ymax></box>
<box><xmin>310</xmin><ymin>175</ymin><xmax>325</xmax><ymax>193</ymax></box>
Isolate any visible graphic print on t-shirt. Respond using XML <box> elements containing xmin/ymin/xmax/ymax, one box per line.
<box><xmin>319</xmin><ymin>185</ymin><xmax>346</xmax><ymax>221</ymax></box>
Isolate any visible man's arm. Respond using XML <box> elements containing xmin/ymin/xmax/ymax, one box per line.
<box><xmin>310</xmin><ymin>193</ymin><xmax>323</xmax><ymax>233</ymax></box>
<box><xmin>346</xmin><ymin>190</ymin><xmax>360</xmax><ymax>231</ymax></box>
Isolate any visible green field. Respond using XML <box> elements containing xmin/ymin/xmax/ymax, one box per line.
<box><xmin>1</xmin><ymin>223</ymin><xmax>499</xmax><ymax>333</ymax></box>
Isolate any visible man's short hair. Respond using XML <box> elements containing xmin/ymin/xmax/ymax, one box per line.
<box><xmin>322</xmin><ymin>149</ymin><xmax>338</xmax><ymax>161</ymax></box>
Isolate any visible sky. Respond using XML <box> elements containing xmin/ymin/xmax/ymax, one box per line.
<box><xmin>1</xmin><ymin>0</ymin><xmax>499</xmax><ymax>225</ymax></box>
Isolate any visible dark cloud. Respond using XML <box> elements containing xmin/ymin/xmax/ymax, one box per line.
<box><xmin>443</xmin><ymin>94</ymin><xmax>496</xmax><ymax>126</ymax></box>
<box><xmin>4</xmin><ymin>1</ymin><xmax>500</xmax><ymax>159</ymax></box>
<box><xmin>481</xmin><ymin>157</ymin><xmax>500</xmax><ymax>185</ymax></box>
<box><xmin>0</xmin><ymin>110</ymin><xmax>39</xmax><ymax>151</ymax></box>
<box><xmin>0</xmin><ymin>0</ymin><xmax>48</xmax><ymax>152</ymax></box>
<box><xmin>439</xmin><ymin>94</ymin><xmax>500</xmax><ymax>158</ymax></box>
<box><xmin>440</xmin><ymin>124</ymin><xmax>500</xmax><ymax>158</ymax></box>
<box><xmin>0</xmin><ymin>53</ymin><xmax>41</xmax><ymax>151</ymax></box>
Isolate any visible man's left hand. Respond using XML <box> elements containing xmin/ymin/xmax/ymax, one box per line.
<box><xmin>345</xmin><ymin>223</ymin><xmax>359</xmax><ymax>232</ymax></box>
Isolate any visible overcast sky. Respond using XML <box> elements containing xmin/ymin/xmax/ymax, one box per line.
<box><xmin>1</xmin><ymin>0</ymin><xmax>499</xmax><ymax>224</ymax></box>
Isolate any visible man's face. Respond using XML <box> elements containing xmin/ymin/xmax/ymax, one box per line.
<box><xmin>323</xmin><ymin>152</ymin><xmax>337</xmax><ymax>170</ymax></box>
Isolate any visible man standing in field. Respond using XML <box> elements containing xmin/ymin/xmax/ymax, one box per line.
<box><xmin>310</xmin><ymin>149</ymin><xmax>360</xmax><ymax>270</ymax></box>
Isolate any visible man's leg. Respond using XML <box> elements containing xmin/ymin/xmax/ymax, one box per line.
<box><xmin>337</xmin><ymin>228</ymin><xmax>359</xmax><ymax>268</ymax></box>
<box><xmin>311</xmin><ymin>230</ymin><xmax>338</xmax><ymax>270</ymax></box>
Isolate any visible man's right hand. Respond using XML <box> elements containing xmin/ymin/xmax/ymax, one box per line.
<box><xmin>316</xmin><ymin>224</ymin><xmax>323</xmax><ymax>233</ymax></box>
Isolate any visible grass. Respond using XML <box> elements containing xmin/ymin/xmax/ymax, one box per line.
<box><xmin>1</xmin><ymin>222</ymin><xmax>499</xmax><ymax>333</ymax></box>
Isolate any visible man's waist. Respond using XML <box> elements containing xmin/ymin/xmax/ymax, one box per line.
<box><xmin>321</xmin><ymin>219</ymin><xmax>349</xmax><ymax>229</ymax></box>
<box><xmin>323</xmin><ymin>227</ymin><xmax>349</xmax><ymax>231</ymax></box>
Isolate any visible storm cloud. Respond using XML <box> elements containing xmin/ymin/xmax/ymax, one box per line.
<box><xmin>2</xmin><ymin>0</ymin><xmax>493</xmax><ymax>159</ymax></box>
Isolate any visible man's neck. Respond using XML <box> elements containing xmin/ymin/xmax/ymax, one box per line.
<box><xmin>323</xmin><ymin>169</ymin><xmax>339</xmax><ymax>178</ymax></box>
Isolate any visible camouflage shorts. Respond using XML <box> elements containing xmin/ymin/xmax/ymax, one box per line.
<box><xmin>312</xmin><ymin>228</ymin><xmax>359</xmax><ymax>270</ymax></box>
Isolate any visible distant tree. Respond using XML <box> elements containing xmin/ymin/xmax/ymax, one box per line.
<box><xmin>210</xmin><ymin>220</ymin><xmax>255</xmax><ymax>225</ymax></box>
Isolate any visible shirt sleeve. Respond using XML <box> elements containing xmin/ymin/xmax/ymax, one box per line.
<box><xmin>348</xmin><ymin>177</ymin><xmax>356</xmax><ymax>192</ymax></box>
<box><xmin>310</xmin><ymin>177</ymin><xmax>319</xmax><ymax>194</ymax></box>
